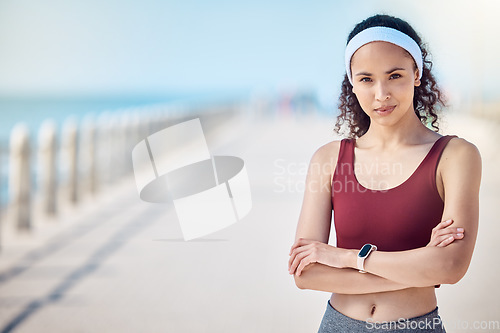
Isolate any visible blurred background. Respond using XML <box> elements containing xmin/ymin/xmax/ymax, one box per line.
<box><xmin>0</xmin><ymin>0</ymin><xmax>499</xmax><ymax>332</ymax></box>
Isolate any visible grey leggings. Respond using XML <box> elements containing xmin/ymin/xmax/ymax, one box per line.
<box><xmin>318</xmin><ymin>300</ymin><xmax>447</xmax><ymax>332</ymax></box>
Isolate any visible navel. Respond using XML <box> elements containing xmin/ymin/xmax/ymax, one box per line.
<box><xmin>370</xmin><ymin>304</ymin><xmax>376</xmax><ymax>316</ymax></box>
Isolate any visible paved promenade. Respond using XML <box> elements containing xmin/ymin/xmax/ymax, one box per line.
<box><xmin>0</xmin><ymin>110</ymin><xmax>499</xmax><ymax>332</ymax></box>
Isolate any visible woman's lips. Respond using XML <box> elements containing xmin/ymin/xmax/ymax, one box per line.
<box><xmin>375</xmin><ymin>106</ymin><xmax>395</xmax><ymax>115</ymax></box>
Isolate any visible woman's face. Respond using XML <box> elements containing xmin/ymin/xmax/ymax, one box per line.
<box><xmin>350</xmin><ymin>41</ymin><xmax>420</xmax><ymax>126</ymax></box>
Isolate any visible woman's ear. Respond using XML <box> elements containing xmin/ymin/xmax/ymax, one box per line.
<box><xmin>414</xmin><ymin>69</ymin><xmax>421</xmax><ymax>87</ymax></box>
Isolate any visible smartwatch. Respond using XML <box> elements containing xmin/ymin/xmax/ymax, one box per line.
<box><xmin>357</xmin><ymin>243</ymin><xmax>377</xmax><ymax>273</ymax></box>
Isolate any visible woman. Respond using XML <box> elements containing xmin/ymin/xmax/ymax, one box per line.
<box><xmin>287</xmin><ymin>14</ymin><xmax>481</xmax><ymax>332</ymax></box>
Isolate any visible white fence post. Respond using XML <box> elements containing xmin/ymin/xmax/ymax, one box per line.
<box><xmin>38</xmin><ymin>120</ymin><xmax>58</xmax><ymax>216</ymax></box>
<box><xmin>62</xmin><ymin>118</ymin><xmax>79</xmax><ymax>204</ymax></box>
<box><xmin>9</xmin><ymin>124</ymin><xmax>31</xmax><ymax>231</ymax></box>
<box><xmin>81</xmin><ymin>115</ymin><xmax>97</xmax><ymax>196</ymax></box>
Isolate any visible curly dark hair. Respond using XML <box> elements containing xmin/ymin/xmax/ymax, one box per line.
<box><xmin>335</xmin><ymin>14</ymin><xmax>446</xmax><ymax>139</ymax></box>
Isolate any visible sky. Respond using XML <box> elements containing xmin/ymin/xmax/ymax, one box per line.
<box><xmin>0</xmin><ymin>0</ymin><xmax>498</xmax><ymax>109</ymax></box>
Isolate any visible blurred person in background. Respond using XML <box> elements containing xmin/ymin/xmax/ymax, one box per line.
<box><xmin>288</xmin><ymin>14</ymin><xmax>481</xmax><ymax>332</ymax></box>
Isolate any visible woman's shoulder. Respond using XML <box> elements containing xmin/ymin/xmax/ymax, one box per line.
<box><xmin>443</xmin><ymin>135</ymin><xmax>481</xmax><ymax>159</ymax></box>
<box><xmin>309</xmin><ymin>139</ymin><xmax>344</xmax><ymax>169</ymax></box>
<box><xmin>440</xmin><ymin>135</ymin><xmax>482</xmax><ymax>176</ymax></box>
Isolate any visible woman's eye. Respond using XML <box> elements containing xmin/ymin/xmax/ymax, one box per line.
<box><xmin>360</xmin><ymin>77</ymin><xmax>372</xmax><ymax>82</ymax></box>
<box><xmin>390</xmin><ymin>73</ymin><xmax>401</xmax><ymax>79</ymax></box>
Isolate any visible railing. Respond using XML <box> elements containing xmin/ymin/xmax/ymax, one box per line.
<box><xmin>0</xmin><ymin>100</ymin><xmax>244</xmax><ymax>251</ymax></box>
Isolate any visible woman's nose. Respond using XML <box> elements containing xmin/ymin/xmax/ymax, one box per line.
<box><xmin>375</xmin><ymin>82</ymin><xmax>390</xmax><ymax>101</ymax></box>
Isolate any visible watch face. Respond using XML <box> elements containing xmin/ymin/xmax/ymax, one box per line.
<box><xmin>358</xmin><ymin>244</ymin><xmax>372</xmax><ymax>257</ymax></box>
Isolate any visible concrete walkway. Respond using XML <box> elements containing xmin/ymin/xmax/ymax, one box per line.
<box><xmin>0</xmin><ymin>110</ymin><xmax>499</xmax><ymax>332</ymax></box>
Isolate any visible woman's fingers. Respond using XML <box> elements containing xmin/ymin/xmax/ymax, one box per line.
<box><xmin>288</xmin><ymin>238</ymin><xmax>319</xmax><ymax>271</ymax></box>
<box><xmin>437</xmin><ymin>232</ymin><xmax>464</xmax><ymax>247</ymax></box>
<box><xmin>296</xmin><ymin>257</ymin><xmax>314</xmax><ymax>276</ymax></box>
<box><xmin>289</xmin><ymin>238</ymin><xmax>307</xmax><ymax>255</ymax></box>
<box><xmin>432</xmin><ymin>232</ymin><xmax>465</xmax><ymax>247</ymax></box>
<box><xmin>434</xmin><ymin>227</ymin><xmax>464</xmax><ymax>238</ymax></box>
<box><xmin>289</xmin><ymin>239</ymin><xmax>327</xmax><ymax>275</ymax></box>
<box><xmin>431</xmin><ymin>219</ymin><xmax>453</xmax><ymax>234</ymax></box>
<box><xmin>289</xmin><ymin>247</ymin><xmax>313</xmax><ymax>274</ymax></box>
<box><xmin>288</xmin><ymin>241</ymin><xmax>314</xmax><ymax>272</ymax></box>
<box><xmin>428</xmin><ymin>219</ymin><xmax>452</xmax><ymax>246</ymax></box>
<box><xmin>437</xmin><ymin>235</ymin><xmax>455</xmax><ymax>247</ymax></box>
<box><xmin>428</xmin><ymin>218</ymin><xmax>465</xmax><ymax>247</ymax></box>
<box><xmin>289</xmin><ymin>237</ymin><xmax>311</xmax><ymax>255</ymax></box>
<box><xmin>441</xmin><ymin>219</ymin><xmax>453</xmax><ymax>227</ymax></box>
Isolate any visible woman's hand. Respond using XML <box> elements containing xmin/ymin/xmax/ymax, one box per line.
<box><xmin>427</xmin><ymin>219</ymin><xmax>464</xmax><ymax>247</ymax></box>
<box><xmin>288</xmin><ymin>238</ymin><xmax>354</xmax><ymax>276</ymax></box>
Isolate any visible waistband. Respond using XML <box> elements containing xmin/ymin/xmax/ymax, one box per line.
<box><xmin>322</xmin><ymin>300</ymin><xmax>446</xmax><ymax>332</ymax></box>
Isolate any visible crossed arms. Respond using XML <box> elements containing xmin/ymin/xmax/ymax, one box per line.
<box><xmin>288</xmin><ymin>138</ymin><xmax>481</xmax><ymax>294</ymax></box>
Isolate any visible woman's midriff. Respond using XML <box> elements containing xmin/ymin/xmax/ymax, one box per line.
<box><xmin>329</xmin><ymin>286</ymin><xmax>437</xmax><ymax>322</ymax></box>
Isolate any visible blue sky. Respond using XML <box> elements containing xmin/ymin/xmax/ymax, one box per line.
<box><xmin>0</xmin><ymin>0</ymin><xmax>498</xmax><ymax>107</ymax></box>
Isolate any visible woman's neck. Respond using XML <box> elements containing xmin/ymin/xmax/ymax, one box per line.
<box><xmin>360</xmin><ymin>107</ymin><xmax>434</xmax><ymax>149</ymax></box>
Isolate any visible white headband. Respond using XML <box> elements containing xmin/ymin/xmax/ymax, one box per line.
<box><xmin>345</xmin><ymin>26</ymin><xmax>423</xmax><ymax>85</ymax></box>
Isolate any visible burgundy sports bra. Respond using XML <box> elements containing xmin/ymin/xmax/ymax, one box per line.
<box><xmin>332</xmin><ymin>135</ymin><xmax>457</xmax><ymax>252</ymax></box>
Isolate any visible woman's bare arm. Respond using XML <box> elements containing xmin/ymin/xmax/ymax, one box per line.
<box><xmin>350</xmin><ymin>138</ymin><xmax>481</xmax><ymax>286</ymax></box>
<box><xmin>292</xmin><ymin>138</ymin><xmax>481</xmax><ymax>289</ymax></box>
<box><xmin>290</xmin><ymin>141</ymin><xmax>412</xmax><ymax>294</ymax></box>
<box><xmin>295</xmin><ymin>263</ymin><xmax>411</xmax><ymax>294</ymax></box>
<box><xmin>293</xmin><ymin>218</ymin><xmax>461</xmax><ymax>293</ymax></box>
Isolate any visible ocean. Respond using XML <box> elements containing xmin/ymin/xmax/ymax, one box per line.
<box><xmin>0</xmin><ymin>93</ymin><xmax>249</xmax><ymax>141</ymax></box>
